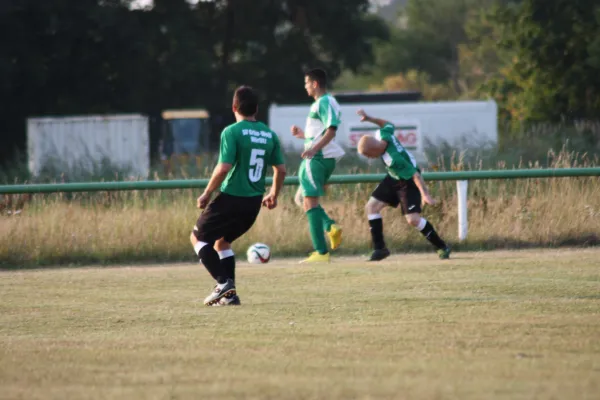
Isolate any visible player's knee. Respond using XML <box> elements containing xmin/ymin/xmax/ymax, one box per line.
<box><xmin>303</xmin><ymin>196</ymin><xmax>319</xmax><ymax>212</ymax></box>
<box><xmin>294</xmin><ymin>188</ymin><xmax>304</xmax><ymax>208</ymax></box>
<box><xmin>365</xmin><ymin>201</ymin><xmax>376</xmax><ymax>215</ymax></box>
<box><xmin>365</xmin><ymin>198</ymin><xmax>383</xmax><ymax>215</ymax></box>
<box><xmin>214</xmin><ymin>238</ymin><xmax>231</xmax><ymax>252</ymax></box>
<box><xmin>406</xmin><ymin>213</ymin><xmax>421</xmax><ymax>227</ymax></box>
<box><xmin>303</xmin><ymin>204</ymin><xmax>315</xmax><ymax>212</ymax></box>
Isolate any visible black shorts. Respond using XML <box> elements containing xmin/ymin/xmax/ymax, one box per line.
<box><xmin>371</xmin><ymin>174</ymin><xmax>422</xmax><ymax>215</ymax></box>
<box><xmin>193</xmin><ymin>193</ymin><xmax>262</xmax><ymax>244</ymax></box>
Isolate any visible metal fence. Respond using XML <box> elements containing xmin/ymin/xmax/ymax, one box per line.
<box><xmin>2</xmin><ymin>167</ymin><xmax>599</xmax><ymax>241</ymax></box>
<box><xmin>1</xmin><ymin>167</ymin><xmax>599</xmax><ymax>194</ymax></box>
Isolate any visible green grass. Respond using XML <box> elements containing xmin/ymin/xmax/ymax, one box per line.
<box><xmin>1</xmin><ymin>249</ymin><xmax>599</xmax><ymax>399</ymax></box>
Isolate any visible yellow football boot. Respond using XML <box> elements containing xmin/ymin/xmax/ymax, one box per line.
<box><xmin>327</xmin><ymin>224</ymin><xmax>343</xmax><ymax>250</ymax></box>
<box><xmin>300</xmin><ymin>251</ymin><xmax>330</xmax><ymax>263</ymax></box>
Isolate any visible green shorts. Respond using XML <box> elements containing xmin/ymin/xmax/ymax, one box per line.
<box><xmin>299</xmin><ymin>157</ymin><xmax>336</xmax><ymax>197</ymax></box>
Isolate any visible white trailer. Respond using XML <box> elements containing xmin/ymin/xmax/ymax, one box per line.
<box><xmin>268</xmin><ymin>100</ymin><xmax>498</xmax><ymax>164</ymax></box>
<box><xmin>27</xmin><ymin>114</ymin><xmax>150</xmax><ymax>178</ymax></box>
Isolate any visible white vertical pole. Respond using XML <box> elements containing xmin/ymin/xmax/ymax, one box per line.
<box><xmin>457</xmin><ymin>180</ymin><xmax>468</xmax><ymax>241</ymax></box>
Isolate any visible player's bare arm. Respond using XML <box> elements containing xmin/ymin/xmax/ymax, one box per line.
<box><xmin>357</xmin><ymin>109</ymin><xmax>390</xmax><ymax>128</ymax></box>
<box><xmin>291</xmin><ymin>125</ymin><xmax>305</xmax><ymax>139</ymax></box>
<box><xmin>412</xmin><ymin>171</ymin><xmax>436</xmax><ymax>206</ymax></box>
<box><xmin>301</xmin><ymin>126</ymin><xmax>337</xmax><ymax>159</ymax></box>
<box><xmin>262</xmin><ymin>164</ymin><xmax>287</xmax><ymax>209</ymax></box>
<box><xmin>197</xmin><ymin>163</ymin><xmax>233</xmax><ymax>209</ymax></box>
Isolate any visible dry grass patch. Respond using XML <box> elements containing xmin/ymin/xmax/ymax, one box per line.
<box><xmin>1</xmin><ymin>176</ymin><xmax>599</xmax><ymax>267</ymax></box>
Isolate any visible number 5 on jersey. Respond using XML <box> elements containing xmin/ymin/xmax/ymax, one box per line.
<box><xmin>249</xmin><ymin>148</ymin><xmax>266</xmax><ymax>182</ymax></box>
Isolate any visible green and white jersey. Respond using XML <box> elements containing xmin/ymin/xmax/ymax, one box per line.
<box><xmin>304</xmin><ymin>94</ymin><xmax>345</xmax><ymax>159</ymax></box>
<box><xmin>218</xmin><ymin>120</ymin><xmax>285</xmax><ymax>197</ymax></box>
<box><xmin>376</xmin><ymin>123</ymin><xmax>419</xmax><ymax>180</ymax></box>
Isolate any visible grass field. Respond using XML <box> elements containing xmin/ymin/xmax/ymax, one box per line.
<box><xmin>1</xmin><ymin>249</ymin><xmax>599</xmax><ymax>399</ymax></box>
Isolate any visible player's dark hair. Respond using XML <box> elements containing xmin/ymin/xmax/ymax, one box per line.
<box><xmin>305</xmin><ymin>68</ymin><xmax>328</xmax><ymax>89</ymax></box>
<box><xmin>233</xmin><ymin>86</ymin><xmax>258</xmax><ymax>116</ymax></box>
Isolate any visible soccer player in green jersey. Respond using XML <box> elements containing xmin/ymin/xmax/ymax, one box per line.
<box><xmin>291</xmin><ymin>68</ymin><xmax>344</xmax><ymax>263</ymax></box>
<box><xmin>191</xmin><ymin>86</ymin><xmax>286</xmax><ymax>306</ymax></box>
<box><xmin>355</xmin><ymin>109</ymin><xmax>451</xmax><ymax>261</ymax></box>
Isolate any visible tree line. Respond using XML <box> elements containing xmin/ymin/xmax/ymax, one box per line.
<box><xmin>349</xmin><ymin>0</ymin><xmax>600</xmax><ymax>124</ymax></box>
<box><xmin>0</xmin><ymin>0</ymin><xmax>387</xmax><ymax>166</ymax></box>
<box><xmin>1</xmin><ymin>0</ymin><xmax>599</xmax><ymax>167</ymax></box>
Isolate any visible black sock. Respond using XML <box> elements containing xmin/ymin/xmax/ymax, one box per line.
<box><xmin>196</xmin><ymin>249</ymin><xmax>217</xmax><ymax>281</ymax></box>
<box><xmin>420</xmin><ymin>221</ymin><xmax>447</xmax><ymax>250</ymax></box>
<box><xmin>368</xmin><ymin>217</ymin><xmax>386</xmax><ymax>250</ymax></box>
<box><xmin>199</xmin><ymin>246</ymin><xmax>227</xmax><ymax>284</ymax></box>
<box><xmin>220</xmin><ymin>256</ymin><xmax>236</xmax><ymax>284</ymax></box>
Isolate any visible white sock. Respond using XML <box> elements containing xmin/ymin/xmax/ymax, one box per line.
<box><xmin>218</xmin><ymin>249</ymin><xmax>234</xmax><ymax>259</ymax></box>
<box><xmin>368</xmin><ymin>213</ymin><xmax>382</xmax><ymax>220</ymax></box>
<box><xmin>416</xmin><ymin>218</ymin><xmax>427</xmax><ymax>231</ymax></box>
<box><xmin>193</xmin><ymin>241</ymin><xmax>209</xmax><ymax>256</ymax></box>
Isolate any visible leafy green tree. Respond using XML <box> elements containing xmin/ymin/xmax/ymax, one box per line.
<box><xmin>214</xmin><ymin>0</ymin><xmax>388</xmax><ymax>104</ymax></box>
<box><xmin>483</xmin><ymin>0</ymin><xmax>600</xmax><ymax>121</ymax></box>
<box><xmin>370</xmin><ymin>69</ymin><xmax>459</xmax><ymax>100</ymax></box>
<box><xmin>0</xmin><ymin>0</ymin><xmax>388</xmax><ymax>166</ymax></box>
<box><xmin>375</xmin><ymin>0</ymin><xmax>488</xmax><ymax>90</ymax></box>
<box><xmin>457</xmin><ymin>2</ymin><xmax>517</xmax><ymax>109</ymax></box>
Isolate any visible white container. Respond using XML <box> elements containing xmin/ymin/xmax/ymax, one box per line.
<box><xmin>268</xmin><ymin>100</ymin><xmax>498</xmax><ymax>164</ymax></box>
<box><xmin>27</xmin><ymin>114</ymin><xmax>150</xmax><ymax>178</ymax></box>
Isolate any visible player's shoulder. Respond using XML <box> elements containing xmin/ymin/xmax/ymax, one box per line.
<box><xmin>318</xmin><ymin>93</ymin><xmax>339</xmax><ymax>106</ymax></box>
<box><xmin>380</xmin><ymin>123</ymin><xmax>395</xmax><ymax>135</ymax></box>
<box><xmin>257</xmin><ymin>121</ymin><xmax>281</xmax><ymax>138</ymax></box>
<box><xmin>254</xmin><ymin>120</ymin><xmax>274</xmax><ymax>132</ymax></box>
<box><xmin>220</xmin><ymin>122</ymin><xmax>239</xmax><ymax>136</ymax></box>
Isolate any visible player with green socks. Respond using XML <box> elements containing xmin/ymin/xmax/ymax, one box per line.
<box><xmin>291</xmin><ymin>68</ymin><xmax>344</xmax><ymax>263</ymax></box>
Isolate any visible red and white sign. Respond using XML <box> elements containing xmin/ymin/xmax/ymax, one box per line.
<box><xmin>348</xmin><ymin>122</ymin><xmax>421</xmax><ymax>150</ymax></box>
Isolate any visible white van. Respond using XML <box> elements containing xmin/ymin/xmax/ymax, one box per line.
<box><xmin>268</xmin><ymin>99</ymin><xmax>498</xmax><ymax>164</ymax></box>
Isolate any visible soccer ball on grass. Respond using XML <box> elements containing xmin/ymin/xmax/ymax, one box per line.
<box><xmin>246</xmin><ymin>243</ymin><xmax>271</xmax><ymax>264</ymax></box>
